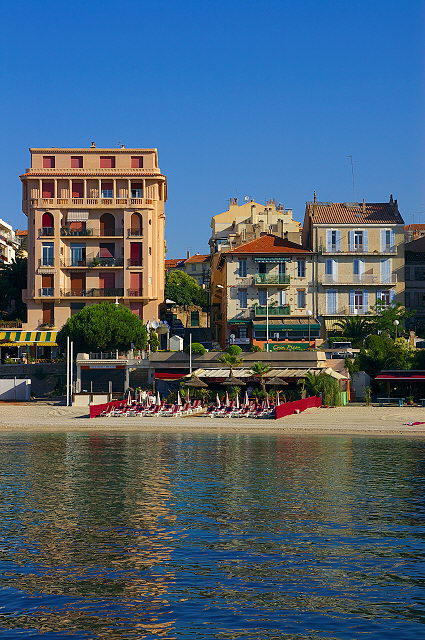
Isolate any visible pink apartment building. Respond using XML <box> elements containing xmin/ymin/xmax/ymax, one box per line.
<box><xmin>21</xmin><ymin>144</ymin><xmax>167</xmax><ymax>329</ymax></box>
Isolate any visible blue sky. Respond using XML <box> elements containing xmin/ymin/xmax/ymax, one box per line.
<box><xmin>0</xmin><ymin>0</ymin><xmax>423</xmax><ymax>256</ymax></box>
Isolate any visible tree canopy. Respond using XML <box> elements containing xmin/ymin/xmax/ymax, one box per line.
<box><xmin>370</xmin><ymin>301</ymin><xmax>413</xmax><ymax>338</ymax></box>
<box><xmin>0</xmin><ymin>257</ymin><xmax>27</xmax><ymax>320</ymax></box>
<box><xmin>332</xmin><ymin>316</ymin><xmax>372</xmax><ymax>347</ymax></box>
<box><xmin>356</xmin><ymin>334</ymin><xmax>415</xmax><ymax>377</ymax></box>
<box><xmin>56</xmin><ymin>302</ymin><xmax>148</xmax><ymax>353</ymax></box>
<box><xmin>165</xmin><ymin>270</ymin><xmax>208</xmax><ymax>308</ymax></box>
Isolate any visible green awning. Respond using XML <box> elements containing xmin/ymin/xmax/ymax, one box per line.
<box><xmin>253</xmin><ymin>257</ymin><xmax>291</xmax><ymax>263</ymax></box>
<box><xmin>228</xmin><ymin>318</ymin><xmax>251</xmax><ymax>324</ymax></box>
<box><xmin>254</xmin><ymin>323</ymin><xmax>321</xmax><ymax>330</ymax></box>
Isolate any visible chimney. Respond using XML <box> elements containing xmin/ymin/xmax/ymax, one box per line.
<box><xmin>90</xmin><ymin>141</ymin><xmax>96</xmax><ymax>148</ymax></box>
<box><xmin>390</xmin><ymin>194</ymin><xmax>393</xmax><ymax>203</ymax></box>
<box><xmin>186</xmin><ymin>250</ymin><xmax>191</xmax><ymax>259</ymax></box>
<box><xmin>313</xmin><ymin>191</ymin><xmax>317</xmax><ymax>204</ymax></box>
<box><xmin>362</xmin><ymin>199</ymin><xmax>366</xmax><ymax>213</ymax></box>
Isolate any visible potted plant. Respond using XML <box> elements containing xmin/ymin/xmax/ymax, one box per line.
<box><xmin>407</xmin><ymin>395</ymin><xmax>414</xmax><ymax>406</ymax></box>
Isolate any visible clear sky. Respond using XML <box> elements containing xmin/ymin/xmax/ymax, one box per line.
<box><xmin>0</xmin><ymin>0</ymin><xmax>423</xmax><ymax>256</ymax></box>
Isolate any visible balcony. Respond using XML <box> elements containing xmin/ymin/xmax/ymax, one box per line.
<box><xmin>322</xmin><ymin>274</ymin><xmax>397</xmax><ymax>285</ymax></box>
<box><xmin>38</xmin><ymin>258</ymin><xmax>54</xmax><ymax>268</ymax></box>
<box><xmin>253</xmin><ymin>274</ymin><xmax>290</xmax><ymax>286</ymax></box>
<box><xmin>324</xmin><ymin>307</ymin><xmax>370</xmax><ymax>316</ymax></box>
<box><xmin>128</xmin><ymin>258</ymin><xmax>143</xmax><ymax>267</ymax></box>
<box><xmin>127</xmin><ymin>229</ymin><xmax>143</xmax><ymax>237</ymax></box>
<box><xmin>39</xmin><ymin>227</ymin><xmax>54</xmax><ymax>237</ymax></box>
<box><xmin>39</xmin><ymin>287</ymin><xmax>54</xmax><ymax>297</ymax></box>
<box><xmin>26</xmin><ymin>196</ymin><xmax>156</xmax><ymax>209</ymax></box>
<box><xmin>254</xmin><ymin>305</ymin><xmax>290</xmax><ymax>317</ymax></box>
<box><xmin>127</xmin><ymin>289</ymin><xmax>143</xmax><ymax>296</ymax></box>
<box><xmin>60</xmin><ymin>288</ymin><xmax>124</xmax><ymax>298</ymax></box>
<box><xmin>321</xmin><ymin>245</ymin><xmax>397</xmax><ymax>255</ymax></box>
<box><xmin>60</xmin><ymin>226</ymin><xmax>93</xmax><ymax>237</ymax></box>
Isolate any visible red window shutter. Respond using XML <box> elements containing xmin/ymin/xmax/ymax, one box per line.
<box><xmin>99</xmin><ymin>243</ymin><xmax>115</xmax><ymax>258</ymax></box>
<box><xmin>42</xmin><ymin>212</ymin><xmax>54</xmax><ymax>227</ymax></box>
<box><xmin>43</xmin><ymin>156</ymin><xmax>55</xmax><ymax>168</ymax></box>
<box><xmin>100</xmin><ymin>157</ymin><xmax>115</xmax><ymax>168</ymax></box>
<box><xmin>42</xmin><ymin>274</ymin><xmax>54</xmax><ymax>288</ymax></box>
<box><xmin>131</xmin><ymin>156</ymin><xmax>143</xmax><ymax>168</ymax></box>
<box><xmin>100</xmin><ymin>273</ymin><xmax>115</xmax><ymax>289</ymax></box>
<box><xmin>72</xmin><ymin>182</ymin><xmax>84</xmax><ymax>198</ymax></box>
<box><xmin>42</xmin><ymin>182</ymin><xmax>54</xmax><ymax>198</ymax></box>
<box><xmin>71</xmin><ymin>156</ymin><xmax>83</xmax><ymax>168</ymax></box>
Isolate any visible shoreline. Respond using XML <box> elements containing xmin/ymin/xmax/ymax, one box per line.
<box><xmin>0</xmin><ymin>403</ymin><xmax>424</xmax><ymax>437</ymax></box>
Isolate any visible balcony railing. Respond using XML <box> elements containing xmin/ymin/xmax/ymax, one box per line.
<box><xmin>38</xmin><ymin>258</ymin><xmax>54</xmax><ymax>267</ymax></box>
<box><xmin>322</xmin><ymin>274</ymin><xmax>397</xmax><ymax>285</ymax></box>
<box><xmin>321</xmin><ymin>245</ymin><xmax>397</xmax><ymax>255</ymax></box>
<box><xmin>39</xmin><ymin>227</ymin><xmax>54</xmax><ymax>236</ymax></box>
<box><xmin>60</xmin><ymin>227</ymin><xmax>93</xmax><ymax>237</ymax></box>
<box><xmin>0</xmin><ymin>321</ymin><xmax>23</xmax><ymax>328</ymax></box>
<box><xmin>325</xmin><ymin>307</ymin><xmax>370</xmax><ymax>315</ymax></box>
<box><xmin>127</xmin><ymin>289</ymin><xmax>143</xmax><ymax>296</ymax></box>
<box><xmin>27</xmin><ymin>196</ymin><xmax>155</xmax><ymax>209</ymax></box>
<box><xmin>128</xmin><ymin>258</ymin><xmax>143</xmax><ymax>267</ymax></box>
<box><xmin>90</xmin><ymin>257</ymin><xmax>124</xmax><ymax>267</ymax></box>
<box><xmin>39</xmin><ymin>287</ymin><xmax>54</xmax><ymax>297</ymax></box>
<box><xmin>254</xmin><ymin>274</ymin><xmax>290</xmax><ymax>285</ymax></box>
<box><xmin>128</xmin><ymin>229</ymin><xmax>143</xmax><ymax>236</ymax></box>
<box><xmin>60</xmin><ymin>288</ymin><xmax>124</xmax><ymax>297</ymax></box>
<box><xmin>254</xmin><ymin>305</ymin><xmax>290</xmax><ymax>317</ymax></box>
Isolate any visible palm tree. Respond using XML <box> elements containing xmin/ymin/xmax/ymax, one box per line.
<box><xmin>332</xmin><ymin>316</ymin><xmax>372</xmax><ymax>347</ymax></box>
<box><xmin>0</xmin><ymin>258</ymin><xmax>27</xmax><ymax>320</ymax></box>
<box><xmin>250</xmin><ymin>362</ymin><xmax>272</xmax><ymax>394</ymax></box>
<box><xmin>218</xmin><ymin>352</ymin><xmax>244</xmax><ymax>377</ymax></box>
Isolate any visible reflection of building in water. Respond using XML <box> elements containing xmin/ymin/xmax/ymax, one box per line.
<box><xmin>9</xmin><ymin>433</ymin><xmax>177</xmax><ymax>639</ymax></box>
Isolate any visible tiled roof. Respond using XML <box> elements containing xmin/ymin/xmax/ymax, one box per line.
<box><xmin>307</xmin><ymin>201</ymin><xmax>404</xmax><ymax>224</ymax></box>
<box><xmin>165</xmin><ymin>258</ymin><xmax>185</xmax><ymax>269</ymax></box>
<box><xmin>15</xmin><ymin>229</ymin><xmax>28</xmax><ymax>236</ymax></box>
<box><xmin>405</xmin><ymin>224</ymin><xmax>425</xmax><ymax>231</ymax></box>
<box><xmin>184</xmin><ymin>254</ymin><xmax>210</xmax><ymax>264</ymax></box>
<box><xmin>227</xmin><ymin>234</ymin><xmax>311</xmax><ymax>254</ymax></box>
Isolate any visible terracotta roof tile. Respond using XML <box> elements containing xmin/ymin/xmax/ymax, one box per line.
<box><xmin>15</xmin><ymin>229</ymin><xmax>28</xmax><ymax>236</ymax></box>
<box><xmin>228</xmin><ymin>234</ymin><xmax>311</xmax><ymax>255</ymax></box>
<box><xmin>405</xmin><ymin>224</ymin><xmax>425</xmax><ymax>231</ymax></box>
<box><xmin>165</xmin><ymin>258</ymin><xmax>185</xmax><ymax>269</ymax></box>
<box><xmin>307</xmin><ymin>202</ymin><xmax>404</xmax><ymax>225</ymax></box>
<box><xmin>184</xmin><ymin>254</ymin><xmax>210</xmax><ymax>264</ymax></box>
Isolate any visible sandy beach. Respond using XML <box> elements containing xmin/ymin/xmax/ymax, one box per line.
<box><xmin>0</xmin><ymin>402</ymin><xmax>424</xmax><ymax>436</ymax></box>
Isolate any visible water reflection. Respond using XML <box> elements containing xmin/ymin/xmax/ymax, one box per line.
<box><xmin>0</xmin><ymin>433</ymin><xmax>424</xmax><ymax>639</ymax></box>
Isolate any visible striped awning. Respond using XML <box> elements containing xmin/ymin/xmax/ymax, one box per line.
<box><xmin>0</xmin><ymin>330</ymin><xmax>58</xmax><ymax>346</ymax></box>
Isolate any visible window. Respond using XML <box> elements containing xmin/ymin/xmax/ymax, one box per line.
<box><xmin>239</xmin><ymin>326</ymin><xmax>247</xmax><ymax>339</ymax></box>
<box><xmin>378</xmin><ymin>290</ymin><xmax>391</xmax><ymax>306</ymax></box>
<box><xmin>325</xmin><ymin>259</ymin><xmax>334</xmax><ymax>276</ymax></box>
<box><xmin>258</xmin><ymin>290</ymin><xmax>267</xmax><ymax>306</ymax></box>
<box><xmin>326</xmin><ymin>290</ymin><xmax>337</xmax><ymax>314</ymax></box>
<box><xmin>381</xmin><ymin>258</ymin><xmax>391</xmax><ymax>283</ymax></box>
<box><xmin>131</xmin><ymin>183</ymin><xmax>143</xmax><ymax>198</ymax></box>
<box><xmin>297</xmin><ymin>260</ymin><xmax>306</xmax><ymax>277</ymax></box>
<box><xmin>131</xmin><ymin>156</ymin><xmax>144</xmax><ymax>168</ymax></box>
<box><xmin>349</xmin><ymin>229</ymin><xmax>368</xmax><ymax>252</ymax></box>
<box><xmin>354</xmin><ymin>230</ymin><xmax>363</xmax><ymax>249</ymax></box>
<box><xmin>258</xmin><ymin>262</ymin><xmax>267</xmax><ymax>274</ymax></box>
<box><xmin>70</xmin><ymin>243</ymin><xmax>86</xmax><ymax>266</ymax></box>
<box><xmin>278</xmin><ymin>262</ymin><xmax>286</xmax><ymax>275</ymax></box>
<box><xmin>100</xmin><ymin>156</ymin><xmax>115</xmax><ymax>168</ymax></box>
<box><xmin>101</xmin><ymin>182</ymin><xmax>113</xmax><ymax>198</ymax></box>
<box><xmin>71</xmin><ymin>156</ymin><xmax>83</xmax><ymax>168</ymax></box>
<box><xmin>353</xmin><ymin>259</ymin><xmax>360</xmax><ymax>276</ymax></box>
<box><xmin>238</xmin><ymin>259</ymin><xmax>247</xmax><ymax>277</ymax></box>
<box><xmin>278</xmin><ymin>290</ymin><xmax>287</xmax><ymax>306</ymax></box>
<box><xmin>297</xmin><ymin>290</ymin><xmax>306</xmax><ymax>308</ymax></box>
<box><xmin>43</xmin><ymin>156</ymin><xmax>55</xmax><ymax>168</ymax></box>
<box><xmin>42</xmin><ymin>243</ymin><xmax>54</xmax><ymax>266</ymax></box>
<box><xmin>238</xmin><ymin>288</ymin><xmax>247</xmax><ymax>308</ymax></box>
<box><xmin>350</xmin><ymin>290</ymin><xmax>369</xmax><ymax>313</ymax></box>
<box><xmin>381</xmin><ymin>229</ymin><xmax>395</xmax><ymax>251</ymax></box>
<box><xmin>71</xmin><ymin>303</ymin><xmax>85</xmax><ymax>316</ymax></box>
<box><xmin>191</xmin><ymin>263</ymin><xmax>196</xmax><ymax>272</ymax></box>
<box><xmin>326</xmin><ymin>229</ymin><xmax>340</xmax><ymax>252</ymax></box>
<box><xmin>190</xmin><ymin>311</ymin><xmax>200</xmax><ymax>327</ymax></box>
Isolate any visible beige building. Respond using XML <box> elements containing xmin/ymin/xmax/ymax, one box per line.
<box><xmin>302</xmin><ymin>195</ymin><xmax>405</xmax><ymax>332</ymax></box>
<box><xmin>210</xmin><ymin>198</ymin><xmax>301</xmax><ymax>252</ymax></box>
<box><xmin>165</xmin><ymin>253</ymin><xmax>210</xmax><ymax>287</ymax></box>
<box><xmin>405</xmin><ymin>236</ymin><xmax>425</xmax><ymax>324</ymax></box>
<box><xmin>211</xmin><ymin>234</ymin><xmax>319</xmax><ymax>349</ymax></box>
<box><xmin>0</xmin><ymin>218</ymin><xmax>19</xmax><ymax>264</ymax></box>
<box><xmin>21</xmin><ymin>145</ymin><xmax>166</xmax><ymax>329</ymax></box>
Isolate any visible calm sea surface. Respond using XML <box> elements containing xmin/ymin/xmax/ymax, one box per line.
<box><xmin>0</xmin><ymin>432</ymin><xmax>424</xmax><ymax>639</ymax></box>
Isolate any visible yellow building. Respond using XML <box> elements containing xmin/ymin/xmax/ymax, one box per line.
<box><xmin>302</xmin><ymin>195</ymin><xmax>405</xmax><ymax>332</ymax></box>
<box><xmin>21</xmin><ymin>144</ymin><xmax>167</xmax><ymax>329</ymax></box>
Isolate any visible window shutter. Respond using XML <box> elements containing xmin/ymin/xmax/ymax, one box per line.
<box><xmin>376</xmin><ymin>290</ymin><xmax>382</xmax><ymax>304</ymax></box>
<box><xmin>390</xmin><ymin>230</ymin><xmax>395</xmax><ymax>250</ymax></box>
<box><xmin>326</xmin><ymin>230</ymin><xmax>332</xmax><ymax>251</ymax></box>
<box><xmin>349</xmin><ymin>290</ymin><xmax>355</xmax><ymax>310</ymax></box>
<box><xmin>363</xmin><ymin>230</ymin><xmax>369</xmax><ymax>252</ymax></box>
<box><xmin>380</xmin><ymin>229</ymin><xmax>385</xmax><ymax>252</ymax></box>
<box><xmin>390</xmin><ymin>289</ymin><xmax>396</xmax><ymax>303</ymax></box>
<box><xmin>381</xmin><ymin>258</ymin><xmax>391</xmax><ymax>283</ymax></box>
<box><xmin>336</xmin><ymin>229</ymin><xmax>341</xmax><ymax>251</ymax></box>
<box><xmin>348</xmin><ymin>231</ymin><xmax>354</xmax><ymax>251</ymax></box>
<box><xmin>364</xmin><ymin>290</ymin><xmax>369</xmax><ymax>311</ymax></box>
<box><xmin>279</xmin><ymin>290</ymin><xmax>287</xmax><ymax>305</ymax></box>
<box><xmin>332</xmin><ymin>259</ymin><xmax>338</xmax><ymax>277</ymax></box>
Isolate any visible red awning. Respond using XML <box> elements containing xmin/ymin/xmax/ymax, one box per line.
<box><xmin>376</xmin><ymin>374</ymin><xmax>425</xmax><ymax>380</ymax></box>
<box><xmin>154</xmin><ymin>372</ymin><xmax>186</xmax><ymax>380</ymax></box>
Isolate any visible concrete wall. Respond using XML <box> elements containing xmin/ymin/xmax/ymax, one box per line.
<box><xmin>0</xmin><ymin>378</ymin><xmax>31</xmax><ymax>401</ymax></box>
<box><xmin>0</xmin><ymin>363</ymin><xmax>67</xmax><ymax>397</ymax></box>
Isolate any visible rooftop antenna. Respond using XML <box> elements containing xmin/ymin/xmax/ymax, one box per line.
<box><xmin>244</xmin><ymin>196</ymin><xmax>249</xmax><ymax>202</ymax></box>
<box><xmin>346</xmin><ymin>155</ymin><xmax>355</xmax><ymax>199</ymax></box>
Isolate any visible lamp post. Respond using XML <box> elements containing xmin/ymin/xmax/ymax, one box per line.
<box><xmin>393</xmin><ymin>319</ymin><xmax>400</xmax><ymax>339</ymax></box>
<box><xmin>307</xmin><ymin>309</ymin><xmax>313</xmax><ymax>344</ymax></box>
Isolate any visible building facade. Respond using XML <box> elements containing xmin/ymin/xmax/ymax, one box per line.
<box><xmin>21</xmin><ymin>145</ymin><xmax>166</xmax><ymax>329</ymax></box>
<box><xmin>210</xmin><ymin>198</ymin><xmax>301</xmax><ymax>253</ymax></box>
<box><xmin>165</xmin><ymin>253</ymin><xmax>210</xmax><ymax>287</ymax></box>
<box><xmin>405</xmin><ymin>236</ymin><xmax>425</xmax><ymax>327</ymax></box>
<box><xmin>302</xmin><ymin>196</ymin><xmax>405</xmax><ymax>332</ymax></box>
<box><xmin>0</xmin><ymin>219</ymin><xmax>19</xmax><ymax>264</ymax></box>
<box><xmin>211</xmin><ymin>234</ymin><xmax>319</xmax><ymax>349</ymax></box>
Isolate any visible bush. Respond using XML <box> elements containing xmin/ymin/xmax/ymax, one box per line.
<box><xmin>184</xmin><ymin>342</ymin><xmax>206</xmax><ymax>355</ymax></box>
<box><xmin>250</xmin><ymin>345</ymin><xmax>262</xmax><ymax>352</ymax></box>
<box><xmin>149</xmin><ymin>329</ymin><xmax>159</xmax><ymax>352</ymax></box>
<box><xmin>227</xmin><ymin>344</ymin><xmax>242</xmax><ymax>355</ymax></box>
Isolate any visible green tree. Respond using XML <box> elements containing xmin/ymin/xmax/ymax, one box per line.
<box><xmin>148</xmin><ymin>329</ymin><xmax>159</xmax><ymax>352</ymax></box>
<box><xmin>304</xmin><ymin>371</ymin><xmax>342</xmax><ymax>406</ymax></box>
<box><xmin>219</xmin><ymin>351</ymin><xmax>244</xmax><ymax>377</ymax></box>
<box><xmin>357</xmin><ymin>334</ymin><xmax>415</xmax><ymax>377</ymax></box>
<box><xmin>250</xmin><ymin>362</ymin><xmax>272</xmax><ymax>393</ymax></box>
<box><xmin>184</xmin><ymin>342</ymin><xmax>206</xmax><ymax>355</ymax></box>
<box><xmin>227</xmin><ymin>344</ymin><xmax>242</xmax><ymax>356</ymax></box>
<box><xmin>0</xmin><ymin>257</ymin><xmax>27</xmax><ymax>320</ymax></box>
<box><xmin>369</xmin><ymin>301</ymin><xmax>414</xmax><ymax>338</ymax></box>
<box><xmin>165</xmin><ymin>270</ymin><xmax>208</xmax><ymax>308</ymax></box>
<box><xmin>56</xmin><ymin>302</ymin><xmax>148</xmax><ymax>353</ymax></box>
<box><xmin>332</xmin><ymin>316</ymin><xmax>372</xmax><ymax>347</ymax></box>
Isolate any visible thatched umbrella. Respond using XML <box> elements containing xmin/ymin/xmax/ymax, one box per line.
<box><xmin>221</xmin><ymin>375</ymin><xmax>246</xmax><ymax>386</ymax></box>
<box><xmin>184</xmin><ymin>375</ymin><xmax>208</xmax><ymax>388</ymax></box>
<box><xmin>266</xmin><ymin>377</ymin><xmax>288</xmax><ymax>387</ymax></box>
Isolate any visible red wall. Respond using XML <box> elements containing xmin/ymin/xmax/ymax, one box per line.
<box><xmin>275</xmin><ymin>395</ymin><xmax>321</xmax><ymax>419</ymax></box>
<box><xmin>90</xmin><ymin>400</ymin><xmax>125</xmax><ymax>418</ymax></box>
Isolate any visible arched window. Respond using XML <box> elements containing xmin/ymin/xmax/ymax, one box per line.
<box><xmin>42</xmin><ymin>212</ymin><xmax>54</xmax><ymax>236</ymax></box>
<box><xmin>130</xmin><ymin>212</ymin><xmax>143</xmax><ymax>236</ymax></box>
<box><xmin>100</xmin><ymin>213</ymin><xmax>115</xmax><ymax>236</ymax></box>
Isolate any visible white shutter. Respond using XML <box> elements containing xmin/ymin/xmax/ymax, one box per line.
<box><xmin>279</xmin><ymin>290</ymin><xmax>287</xmax><ymax>305</ymax></box>
<box><xmin>326</xmin><ymin>230</ymin><xmax>332</xmax><ymax>251</ymax></box>
<box><xmin>380</xmin><ymin>229</ymin><xmax>385</xmax><ymax>252</ymax></box>
<box><xmin>390</xmin><ymin>230</ymin><xmax>395</xmax><ymax>251</ymax></box>
<box><xmin>381</xmin><ymin>258</ymin><xmax>391</xmax><ymax>284</ymax></box>
<box><xmin>363</xmin><ymin>230</ymin><xmax>369</xmax><ymax>252</ymax></box>
<box><xmin>364</xmin><ymin>290</ymin><xmax>369</xmax><ymax>312</ymax></box>
<box><xmin>348</xmin><ymin>231</ymin><xmax>354</xmax><ymax>251</ymax></box>
<box><xmin>336</xmin><ymin>229</ymin><xmax>341</xmax><ymax>252</ymax></box>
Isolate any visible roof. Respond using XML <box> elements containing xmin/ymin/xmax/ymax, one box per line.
<box><xmin>307</xmin><ymin>201</ymin><xmax>404</xmax><ymax>225</ymax></box>
<box><xmin>252</xmin><ymin>318</ymin><xmax>321</xmax><ymax>330</ymax></box>
<box><xmin>165</xmin><ymin>258</ymin><xmax>185</xmax><ymax>269</ymax></box>
<box><xmin>184</xmin><ymin>254</ymin><xmax>210</xmax><ymax>264</ymax></box>
<box><xmin>0</xmin><ymin>330</ymin><xmax>57</xmax><ymax>346</ymax></box>
<box><xmin>193</xmin><ymin>367</ymin><xmax>347</xmax><ymax>380</ymax></box>
<box><xmin>227</xmin><ymin>234</ymin><xmax>311</xmax><ymax>255</ymax></box>
<box><xmin>15</xmin><ymin>229</ymin><xmax>28</xmax><ymax>236</ymax></box>
<box><xmin>405</xmin><ymin>224</ymin><xmax>425</xmax><ymax>231</ymax></box>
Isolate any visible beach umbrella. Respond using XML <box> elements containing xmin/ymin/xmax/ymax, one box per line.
<box><xmin>225</xmin><ymin>391</ymin><xmax>230</xmax><ymax>407</ymax></box>
<box><xmin>187</xmin><ymin>388</ymin><xmax>190</xmax><ymax>403</ymax></box>
<box><xmin>266</xmin><ymin>377</ymin><xmax>288</xmax><ymax>387</ymax></box>
<box><xmin>177</xmin><ymin>390</ymin><xmax>182</xmax><ymax>406</ymax></box>
<box><xmin>184</xmin><ymin>375</ymin><xmax>208</xmax><ymax>388</ymax></box>
<box><xmin>221</xmin><ymin>375</ymin><xmax>246</xmax><ymax>386</ymax></box>
<box><xmin>276</xmin><ymin>391</ymin><xmax>280</xmax><ymax>406</ymax></box>
<box><xmin>156</xmin><ymin>391</ymin><xmax>161</xmax><ymax>406</ymax></box>
<box><xmin>266</xmin><ymin>393</ymin><xmax>270</xmax><ymax>408</ymax></box>
<box><xmin>235</xmin><ymin>394</ymin><xmax>240</xmax><ymax>409</ymax></box>
<box><xmin>244</xmin><ymin>391</ymin><xmax>249</xmax><ymax>407</ymax></box>
<box><xmin>216</xmin><ymin>393</ymin><xmax>221</xmax><ymax>408</ymax></box>
<box><xmin>126</xmin><ymin>389</ymin><xmax>132</xmax><ymax>405</ymax></box>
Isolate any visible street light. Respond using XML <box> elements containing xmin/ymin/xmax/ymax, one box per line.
<box><xmin>393</xmin><ymin>319</ymin><xmax>400</xmax><ymax>339</ymax></box>
<box><xmin>306</xmin><ymin>310</ymin><xmax>313</xmax><ymax>344</ymax></box>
